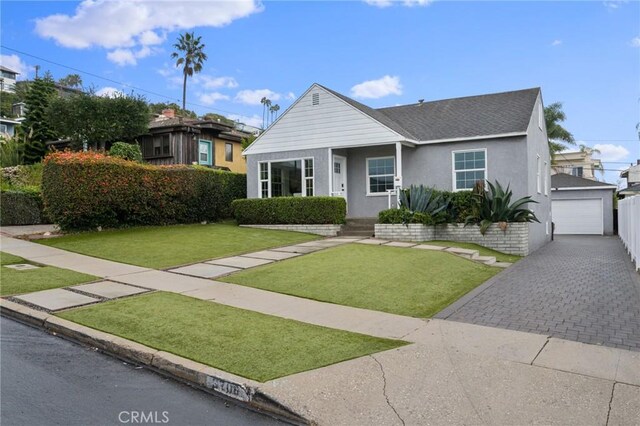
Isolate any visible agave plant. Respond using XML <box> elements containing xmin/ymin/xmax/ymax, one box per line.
<box><xmin>398</xmin><ymin>185</ymin><xmax>450</xmax><ymax>225</ymax></box>
<box><xmin>466</xmin><ymin>180</ymin><xmax>539</xmax><ymax>235</ymax></box>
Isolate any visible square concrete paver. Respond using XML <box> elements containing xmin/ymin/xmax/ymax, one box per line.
<box><xmin>241</xmin><ymin>251</ymin><xmax>301</xmax><ymax>261</ymax></box>
<box><xmin>169</xmin><ymin>263</ymin><xmax>240</xmax><ymax>279</ymax></box>
<box><xmin>4</xmin><ymin>264</ymin><xmax>41</xmax><ymax>271</ymax></box>
<box><xmin>270</xmin><ymin>245</ymin><xmax>323</xmax><ymax>254</ymax></box>
<box><xmin>533</xmin><ymin>338</ymin><xmax>620</xmax><ymax>381</ymax></box>
<box><xmin>206</xmin><ymin>256</ymin><xmax>273</xmax><ymax>269</ymax></box>
<box><xmin>608</xmin><ymin>384</ymin><xmax>640</xmax><ymax>426</ymax></box>
<box><xmin>412</xmin><ymin>244</ymin><xmax>446</xmax><ymax>251</ymax></box>
<box><xmin>71</xmin><ymin>281</ymin><xmax>148</xmax><ymax>299</ymax></box>
<box><xmin>355</xmin><ymin>239</ymin><xmax>389</xmax><ymax>245</ymax></box>
<box><xmin>384</xmin><ymin>241</ymin><xmax>417</xmax><ymax>248</ymax></box>
<box><xmin>14</xmin><ymin>288</ymin><xmax>100</xmax><ymax>311</ymax></box>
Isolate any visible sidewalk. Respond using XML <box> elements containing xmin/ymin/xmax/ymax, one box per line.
<box><xmin>2</xmin><ymin>234</ymin><xmax>639</xmax><ymax>424</ymax></box>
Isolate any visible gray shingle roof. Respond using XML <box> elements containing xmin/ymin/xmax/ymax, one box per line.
<box><xmin>377</xmin><ymin>88</ymin><xmax>541</xmax><ymax>141</ymax></box>
<box><xmin>551</xmin><ymin>173</ymin><xmax>616</xmax><ymax>189</ymax></box>
<box><xmin>319</xmin><ymin>85</ymin><xmax>541</xmax><ymax>142</ymax></box>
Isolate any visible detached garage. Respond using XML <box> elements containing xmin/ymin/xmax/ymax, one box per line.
<box><xmin>551</xmin><ymin>173</ymin><xmax>617</xmax><ymax>235</ymax></box>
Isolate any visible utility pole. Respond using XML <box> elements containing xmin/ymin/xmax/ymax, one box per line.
<box><xmin>34</xmin><ymin>65</ymin><xmax>40</xmax><ymax>79</ymax></box>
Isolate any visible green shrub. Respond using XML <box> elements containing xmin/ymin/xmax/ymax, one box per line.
<box><xmin>1</xmin><ymin>163</ymin><xmax>43</xmax><ymax>191</ymax></box>
<box><xmin>42</xmin><ymin>151</ymin><xmax>246</xmax><ymax>230</ymax></box>
<box><xmin>378</xmin><ymin>208</ymin><xmax>440</xmax><ymax>226</ymax></box>
<box><xmin>0</xmin><ymin>189</ymin><xmax>50</xmax><ymax>225</ymax></box>
<box><xmin>109</xmin><ymin>142</ymin><xmax>143</xmax><ymax>162</ymax></box>
<box><xmin>449</xmin><ymin>191</ymin><xmax>477</xmax><ymax>223</ymax></box>
<box><xmin>233</xmin><ymin>197</ymin><xmax>346</xmax><ymax>225</ymax></box>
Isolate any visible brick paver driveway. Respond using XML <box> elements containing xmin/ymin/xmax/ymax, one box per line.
<box><xmin>437</xmin><ymin>236</ymin><xmax>640</xmax><ymax>351</ymax></box>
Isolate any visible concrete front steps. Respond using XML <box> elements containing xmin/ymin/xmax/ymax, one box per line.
<box><xmin>338</xmin><ymin>218</ymin><xmax>376</xmax><ymax>237</ymax></box>
<box><xmin>444</xmin><ymin>247</ymin><xmax>511</xmax><ymax>267</ymax></box>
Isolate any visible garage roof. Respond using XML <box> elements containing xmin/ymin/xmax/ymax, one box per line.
<box><xmin>551</xmin><ymin>173</ymin><xmax>617</xmax><ymax>190</ymax></box>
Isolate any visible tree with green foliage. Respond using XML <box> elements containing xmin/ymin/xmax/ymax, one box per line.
<box><xmin>202</xmin><ymin>112</ymin><xmax>235</xmax><ymax>127</ymax></box>
<box><xmin>22</xmin><ymin>75</ymin><xmax>58</xmax><ymax>164</ymax></box>
<box><xmin>545</xmin><ymin>102</ymin><xmax>575</xmax><ymax>159</ymax></box>
<box><xmin>47</xmin><ymin>92</ymin><xmax>149</xmax><ymax>150</ymax></box>
<box><xmin>58</xmin><ymin>74</ymin><xmax>83</xmax><ymax>89</ymax></box>
<box><xmin>241</xmin><ymin>134</ymin><xmax>256</xmax><ymax>150</ymax></box>
<box><xmin>109</xmin><ymin>141</ymin><xmax>143</xmax><ymax>162</ymax></box>
<box><xmin>171</xmin><ymin>32</ymin><xmax>207</xmax><ymax>111</ymax></box>
<box><xmin>148</xmin><ymin>102</ymin><xmax>197</xmax><ymax>119</ymax></box>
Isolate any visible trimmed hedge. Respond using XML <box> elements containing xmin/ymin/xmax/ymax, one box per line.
<box><xmin>43</xmin><ymin>151</ymin><xmax>246</xmax><ymax>230</ymax></box>
<box><xmin>233</xmin><ymin>197</ymin><xmax>346</xmax><ymax>225</ymax></box>
<box><xmin>0</xmin><ymin>189</ymin><xmax>50</xmax><ymax>226</ymax></box>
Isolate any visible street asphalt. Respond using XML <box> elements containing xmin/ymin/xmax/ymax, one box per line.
<box><xmin>0</xmin><ymin>317</ymin><xmax>282</xmax><ymax>426</ymax></box>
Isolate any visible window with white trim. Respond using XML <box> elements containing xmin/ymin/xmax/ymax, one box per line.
<box><xmin>367</xmin><ymin>157</ymin><xmax>395</xmax><ymax>195</ymax></box>
<box><xmin>258</xmin><ymin>159</ymin><xmax>314</xmax><ymax>198</ymax></box>
<box><xmin>453</xmin><ymin>150</ymin><xmax>486</xmax><ymax>191</ymax></box>
<box><xmin>259</xmin><ymin>163</ymin><xmax>269</xmax><ymax>198</ymax></box>
<box><xmin>544</xmin><ymin>160</ymin><xmax>549</xmax><ymax>196</ymax></box>
<box><xmin>536</xmin><ymin>154</ymin><xmax>541</xmax><ymax>193</ymax></box>
<box><xmin>572</xmin><ymin>167</ymin><xmax>583</xmax><ymax>177</ymax></box>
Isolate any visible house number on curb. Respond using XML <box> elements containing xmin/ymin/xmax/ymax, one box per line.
<box><xmin>205</xmin><ymin>376</ymin><xmax>252</xmax><ymax>402</ymax></box>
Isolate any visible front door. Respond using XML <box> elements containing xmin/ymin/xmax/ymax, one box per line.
<box><xmin>332</xmin><ymin>155</ymin><xmax>347</xmax><ymax>199</ymax></box>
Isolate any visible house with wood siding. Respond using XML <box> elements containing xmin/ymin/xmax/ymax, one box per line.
<box><xmin>140</xmin><ymin>110</ymin><xmax>247</xmax><ymax>173</ymax></box>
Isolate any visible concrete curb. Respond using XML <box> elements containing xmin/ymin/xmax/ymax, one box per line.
<box><xmin>0</xmin><ymin>299</ymin><xmax>310</xmax><ymax>425</ymax></box>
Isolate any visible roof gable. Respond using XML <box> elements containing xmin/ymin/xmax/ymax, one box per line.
<box><xmin>243</xmin><ymin>84</ymin><xmax>412</xmax><ymax>155</ymax></box>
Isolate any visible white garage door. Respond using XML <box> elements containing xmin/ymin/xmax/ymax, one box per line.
<box><xmin>552</xmin><ymin>199</ymin><xmax>603</xmax><ymax>235</ymax></box>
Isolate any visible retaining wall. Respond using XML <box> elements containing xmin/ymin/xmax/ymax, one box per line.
<box><xmin>240</xmin><ymin>224</ymin><xmax>343</xmax><ymax>237</ymax></box>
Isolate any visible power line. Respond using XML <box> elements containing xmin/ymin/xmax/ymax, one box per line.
<box><xmin>0</xmin><ymin>45</ymin><xmax>252</xmax><ymax>118</ymax></box>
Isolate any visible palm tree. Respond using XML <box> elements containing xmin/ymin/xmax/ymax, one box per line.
<box><xmin>260</xmin><ymin>97</ymin><xmax>268</xmax><ymax>129</ymax></box>
<box><xmin>545</xmin><ymin>102</ymin><xmax>575</xmax><ymax>160</ymax></box>
<box><xmin>273</xmin><ymin>104</ymin><xmax>280</xmax><ymax>121</ymax></box>
<box><xmin>171</xmin><ymin>32</ymin><xmax>207</xmax><ymax>111</ymax></box>
<box><xmin>264</xmin><ymin>98</ymin><xmax>272</xmax><ymax>127</ymax></box>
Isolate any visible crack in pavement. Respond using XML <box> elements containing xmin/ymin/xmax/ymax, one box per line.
<box><xmin>605</xmin><ymin>382</ymin><xmax>616</xmax><ymax>426</ymax></box>
<box><xmin>370</xmin><ymin>355</ymin><xmax>405</xmax><ymax>426</ymax></box>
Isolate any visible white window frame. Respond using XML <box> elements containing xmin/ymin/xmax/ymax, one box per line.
<box><xmin>544</xmin><ymin>160</ymin><xmax>549</xmax><ymax>196</ymax></box>
<box><xmin>366</xmin><ymin>156</ymin><xmax>396</xmax><ymax>196</ymax></box>
<box><xmin>257</xmin><ymin>157</ymin><xmax>314</xmax><ymax>198</ymax></box>
<box><xmin>536</xmin><ymin>154</ymin><xmax>541</xmax><ymax>194</ymax></box>
<box><xmin>451</xmin><ymin>148</ymin><xmax>487</xmax><ymax>192</ymax></box>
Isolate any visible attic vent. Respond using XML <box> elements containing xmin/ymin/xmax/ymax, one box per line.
<box><xmin>312</xmin><ymin>93</ymin><xmax>320</xmax><ymax>106</ymax></box>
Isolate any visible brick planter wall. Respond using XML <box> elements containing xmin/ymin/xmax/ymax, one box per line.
<box><xmin>239</xmin><ymin>224</ymin><xmax>343</xmax><ymax>237</ymax></box>
<box><xmin>374</xmin><ymin>223</ymin><xmax>530</xmax><ymax>255</ymax></box>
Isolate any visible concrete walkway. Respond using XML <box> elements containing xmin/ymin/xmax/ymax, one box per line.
<box><xmin>439</xmin><ymin>236</ymin><xmax>640</xmax><ymax>352</ymax></box>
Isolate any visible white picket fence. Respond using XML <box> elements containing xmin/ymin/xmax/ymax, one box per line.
<box><xmin>618</xmin><ymin>195</ymin><xmax>640</xmax><ymax>271</ymax></box>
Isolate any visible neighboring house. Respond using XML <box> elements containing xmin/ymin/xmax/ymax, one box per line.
<box><xmin>0</xmin><ymin>66</ymin><xmax>19</xmax><ymax>93</ymax></box>
<box><xmin>619</xmin><ymin>161</ymin><xmax>640</xmax><ymax>198</ymax></box>
<box><xmin>550</xmin><ymin>173</ymin><xmax>616</xmax><ymax>235</ymax></box>
<box><xmin>244</xmin><ymin>83</ymin><xmax>552</xmax><ymax>252</ymax></box>
<box><xmin>551</xmin><ymin>149</ymin><xmax>602</xmax><ymax>180</ymax></box>
<box><xmin>0</xmin><ymin>117</ymin><xmax>20</xmax><ymax>137</ymax></box>
<box><xmin>141</xmin><ymin>110</ymin><xmax>247</xmax><ymax>173</ymax></box>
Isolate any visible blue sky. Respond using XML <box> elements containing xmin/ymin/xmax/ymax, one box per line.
<box><xmin>1</xmin><ymin>0</ymin><xmax>638</xmax><ymax>184</ymax></box>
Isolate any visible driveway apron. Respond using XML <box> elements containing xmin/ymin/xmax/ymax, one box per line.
<box><xmin>438</xmin><ymin>236</ymin><xmax>640</xmax><ymax>351</ymax></box>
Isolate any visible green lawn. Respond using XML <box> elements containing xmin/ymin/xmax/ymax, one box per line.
<box><xmin>424</xmin><ymin>241</ymin><xmax>521</xmax><ymax>263</ymax></box>
<box><xmin>58</xmin><ymin>292</ymin><xmax>405</xmax><ymax>382</ymax></box>
<box><xmin>38</xmin><ymin>223</ymin><xmax>319</xmax><ymax>269</ymax></box>
<box><xmin>220</xmin><ymin>244</ymin><xmax>499</xmax><ymax>318</ymax></box>
<box><xmin>0</xmin><ymin>252</ymin><xmax>98</xmax><ymax>296</ymax></box>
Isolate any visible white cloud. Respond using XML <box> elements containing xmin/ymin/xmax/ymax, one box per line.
<box><xmin>196</xmin><ymin>75</ymin><xmax>238</xmax><ymax>89</ymax></box>
<box><xmin>631</xmin><ymin>36</ymin><xmax>640</xmax><ymax>47</ymax></box>
<box><xmin>592</xmin><ymin>144</ymin><xmax>630</xmax><ymax>162</ymax></box>
<box><xmin>96</xmin><ymin>87</ymin><xmax>124</xmax><ymax>97</ymax></box>
<box><xmin>228</xmin><ymin>113</ymin><xmax>262</xmax><ymax>128</ymax></box>
<box><xmin>364</xmin><ymin>0</ymin><xmax>432</xmax><ymax>7</ymax></box>
<box><xmin>106</xmin><ymin>48</ymin><xmax>137</xmax><ymax>66</ymax></box>
<box><xmin>602</xmin><ymin>0</ymin><xmax>627</xmax><ymax>9</ymax></box>
<box><xmin>286</xmin><ymin>92</ymin><xmax>296</xmax><ymax>100</ymax></box>
<box><xmin>350</xmin><ymin>75</ymin><xmax>402</xmax><ymax>99</ymax></box>
<box><xmin>234</xmin><ymin>89</ymin><xmax>280</xmax><ymax>105</ymax></box>
<box><xmin>0</xmin><ymin>54</ymin><xmax>29</xmax><ymax>79</ymax></box>
<box><xmin>198</xmin><ymin>92</ymin><xmax>230</xmax><ymax>105</ymax></box>
<box><xmin>551</xmin><ymin>40</ymin><xmax>562</xmax><ymax>46</ymax></box>
<box><xmin>35</xmin><ymin>0</ymin><xmax>262</xmax><ymax>64</ymax></box>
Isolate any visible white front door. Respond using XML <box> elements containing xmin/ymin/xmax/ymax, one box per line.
<box><xmin>332</xmin><ymin>155</ymin><xmax>347</xmax><ymax>199</ymax></box>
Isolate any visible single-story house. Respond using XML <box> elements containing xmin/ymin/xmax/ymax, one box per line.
<box><xmin>243</xmin><ymin>83</ymin><xmax>552</xmax><ymax>252</ymax></box>
<box><xmin>550</xmin><ymin>173</ymin><xmax>617</xmax><ymax>235</ymax></box>
<box><xmin>141</xmin><ymin>110</ymin><xmax>248</xmax><ymax>173</ymax></box>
